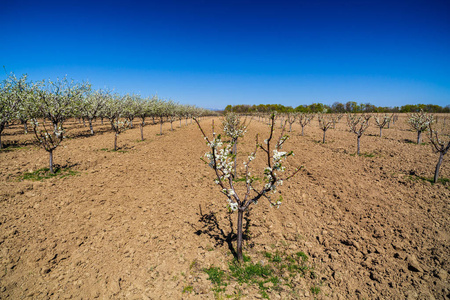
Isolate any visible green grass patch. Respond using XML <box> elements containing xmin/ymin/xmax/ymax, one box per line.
<box><xmin>407</xmin><ymin>174</ymin><xmax>449</xmax><ymax>185</ymax></box>
<box><xmin>100</xmin><ymin>148</ymin><xmax>127</xmax><ymax>153</ymax></box>
<box><xmin>182</xmin><ymin>285</ymin><xmax>193</xmax><ymax>294</ymax></box>
<box><xmin>19</xmin><ymin>167</ymin><xmax>79</xmax><ymax>181</ymax></box>
<box><xmin>350</xmin><ymin>152</ymin><xmax>376</xmax><ymax>157</ymax></box>
<box><xmin>311</xmin><ymin>286</ymin><xmax>321</xmax><ymax>295</ymax></box>
<box><xmin>204</xmin><ymin>250</ymin><xmax>314</xmax><ymax>299</ymax></box>
<box><xmin>0</xmin><ymin>145</ymin><xmax>29</xmax><ymax>152</ymax></box>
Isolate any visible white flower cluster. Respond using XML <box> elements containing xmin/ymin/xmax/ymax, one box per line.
<box><xmin>408</xmin><ymin>110</ymin><xmax>434</xmax><ymax>132</ymax></box>
<box><xmin>227</xmin><ymin>198</ymin><xmax>238</xmax><ymax>211</ymax></box>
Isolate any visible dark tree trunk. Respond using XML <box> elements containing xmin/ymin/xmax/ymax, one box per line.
<box><xmin>236</xmin><ymin>208</ymin><xmax>244</xmax><ymax>261</ymax></box>
<box><xmin>114</xmin><ymin>133</ymin><xmax>118</xmax><ymax>151</ymax></box>
<box><xmin>179</xmin><ymin>119</ymin><xmax>182</xmax><ymax>128</ymax></box>
<box><xmin>322</xmin><ymin>130</ymin><xmax>326</xmax><ymax>143</ymax></box>
<box><xmin>140</xmin><ymin>122</ymin><xmax>144</xmax><ymax>141</ymax></box>
<box><xmin>233</xmin><ymin>142</ymin><xmax>237</xmax><ymax>178</ymax></box>
<box><xmin>24</xmin><ymin>121</ymin><xmax>28</xmax><ymax>134</ymax></box>
<box><xmin>89</xmin><ymin>119</ymin><xmax>94</xmax><ymax>135</ymax></box>
<box><xmin>379</xmin><ymin>127</ymin><xmax>382</xmax><ymax>137</ymax></box>
<box><xmin>417</xmin><ymin>131</ymin><xmax>422</xmax><ymax>144</ymax></box>
<box><xmin>160</xmin><ymin>119</ymin><xmax>163</xmax><ymax>135</ymax></box>
<box><xmin>101</xmin><ymin>118</ymin><xmax>104</xmax><ymax>125</ymax></box>
<box><xmin>82</xmin><ymin>118</ymin><xmax>86</xmax><ymax>127</ymax></box>
<box><xmin>357</xmin><ymin>135</ymin><xmax>361</xmax><ymax>155</ymax></box>
<box><xmin>434</xmin><ymin>152</ymin><xmax>444</xmax><ymax>183</ymax></box>
<box><xmin>170</xmin><ymin>121</ymin><xmax>173</xmax><ymax>131</ymax></box>
<box><xmin>49</xmin><ymin>149</ymin><xmax>54</xmax><ymax>173</ymax></box>
<box><xmin>301</xmin><ymin>126</ymin><xmax>304</xmax><ymax>136</ymax></box>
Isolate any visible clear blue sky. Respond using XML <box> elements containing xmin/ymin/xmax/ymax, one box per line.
<box><xmin>1</xmin><ymin>0</ymin><xmax>449</xmax><ymax>109</ymax></box>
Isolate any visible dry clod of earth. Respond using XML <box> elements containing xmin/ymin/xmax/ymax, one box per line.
<box><xmin>0</xmin><ymin>114</ymin><xmax>449</xmax><ymax>299</ymax></box>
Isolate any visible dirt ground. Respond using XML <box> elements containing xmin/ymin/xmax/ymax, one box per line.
<box><xmin>0</xmin><ymin>114</ymin><xmax>449</xmax><ymax>299</ymax></box>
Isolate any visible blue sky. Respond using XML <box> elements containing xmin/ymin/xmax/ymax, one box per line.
<box><xmin>1</xmin><ymin>0</ymin><xmax>449</xmax><ymax>109</ymax></box>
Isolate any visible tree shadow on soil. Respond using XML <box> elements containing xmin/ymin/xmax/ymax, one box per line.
<box><xmin>191</xmin><ymin>205</ymin><xmax>253</xmax><ymax>259</ymax></box>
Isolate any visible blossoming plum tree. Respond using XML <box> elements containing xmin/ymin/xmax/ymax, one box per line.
<box><xmin>195</xmin><ymin>113</ymin><xmax>301</xmax><ymax>261</ymax></box>
<box><xmin>408</xmin><ymin>110</ymin><xmax>434</xmax><ymax>144</ymax></box>
<box><xmin>0</xmin><ymin>73</ymin><xmax>29</xmax><ymax>148</ymax></box>
<box><xmin>221</xmin><ymin>112</ymin><xmax>250</xmax><ymax>177</ymax></box>
<box><xmin>31</xmin><ymin>77</ymin><xmax>88</xmax><ymax>173</ymax></box>
<box><xmin>374</xmin><ymin>113</ymin><xmax>391</xmax><ymax>137</ymax></box>
<box><xmin>103</xmin><ymin>95</ymin><xmax>129</xmax><ymax>151</ymax></box>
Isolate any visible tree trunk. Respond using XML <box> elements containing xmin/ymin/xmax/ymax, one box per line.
<box><xmin>379</xmin><ymin>127</ymin><xmax>382</xmax><ymax>137</ymax></box>
<box><xmin>236</xmin><ymin>208</ymin><xmax>244</xmax><ymax>261</ymax></box>
<box><xmin>179</xmin><ymin>119</ymin><xmax>182</xmax><ymax>128</ymax></box>
<box><xmin>434</xmin><ymin>152</ymin><xmax>444</xmax><ymax>183</ymax></box>
<box><xmin>289</xmin><ymin>123</ymin><xmax>292</xmax><ymax>132</ymax></box>
<box><xmin>114</xmin><ymin>133</ymin><xmax>118</xmax><ymax>151</ymax></box>
<box><xmin>101</xmin><ymin>118</ymin><xmax>104</xmax><ymax>125</ymax></box>
<box><xmin>24</xmin><ymin>121</ymin><xmax>28</xmax><ymax>134</ymax></box>
<box><xmin>233</xmin><ymin>142</ymin><xmax>237</xmax><ymax>178</ymax></box>
<box><xmin>170</xmin><ymin>121</ymin><xmax>173</xmax><ymax>131</ymax></box>
<box><xmin>82</xmin><ymin>118</ymin><xmax>86</xmax><ymax>127</ymax></box>
<box><xmin>0</xmin><ymin>131</ymin><xmax>2</xmax><ymax>149</ymax></box>
<box><xmin>322</xmin><ymin>130</ymin><xmax>326</xmax><ymax>143</ymax></box>
<box><xmin>49</xmin><ymin>149</ymin><xmax>54</xmax><ymax>173</ymax></box>
<box><xmin>89</xmin><ymin>119</ymin><xmax>94</xmax><ymax>135</ymax></box>
<box><xmin>301</xmin><ymin>126</ymin><xmax>304</xmax><ymax>136</ymax></box>
<box><xmin>357</xmin><ymin>135</ymin><xmax>361</xmax><ymax>155</ymax></box>
<box><xmin>140</xmin><ymin>122</ymin><xmax>144</xmax><ymax>141</ymax></box>
<box><xmin>160</xmin><ymin>119</ymin><xmax>163</xmax><ymax>135</ymax></box>
<box><xmin>417</xmin><ymin>131</ymin><xmax>422</xmax><ymax>144</ymax></box>
<box><xmin>129</xmin><ymin>119</ymin><xmax>133</xmax><ymax>128</ymax></box>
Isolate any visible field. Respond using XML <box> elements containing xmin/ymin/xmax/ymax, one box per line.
<box><xmin>0</xmin><ymin>115</ymin><xmax>449</xmax><ymax>299</ymax></box>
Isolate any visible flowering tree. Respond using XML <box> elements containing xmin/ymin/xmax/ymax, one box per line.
<box><xmin>122</xmin><ymin>94</ymin><xmax>140</xmax><ymax>128</ymax></box>
<box><xmin>31</xmin><ymin>77</ymin><xmax>88</xmax><ymax>172</ymax></box>
<box><xmin>154</xmin><ymin>99</ymin><xmax>168</xmax><ymax>135</ymax></box>
<box><xmin>408</xmin><ymin>110</ymin><xmax>434</xmax><ymax>144</ymax></box>
<box><xmin>222</xmin><ymin>112</ymin><xmax>250</xmax><ymax>177</ymax></box>
<box><xmin>428</xmin><ymin>123</ymin><xmax>450</xmax><ymax>183</ymax></box>
<box><xmin>166</xmin><ymin>100</ymin><xmax>178</xmax><ymax>131</ymax></box>
<box><xmin>347</xmin><ymin>113</ymin><xmax>371</xmax><ymax>155</ymax></box>
<box><xmin>136</xmin><ymin>96</ymin><xmax>157</xmax><ymax>141</ymax></box>
<box><xmin>103</xmin><ymin>95</ymin><xmax>129</xmax><ymax>151</ymax></box>
<box><xmin>331</xmin><ymin>113</ymin><xmax>343</xmax><ymax>129</ymax></box>
<box><xmin>34</xmin><ymin>77</ymin><xmax>88</xmax><ymax>132</ymax></box>
<box><xmin>80</xmin><ymin>89</ymin><xmax>108</xmax><ymax>135</ymax></box>
<box><xmin>317</xmin><ymin>113</ymin><xmax>333</xmax><ymax>143</ymax></box>
<box><xmin>374</xmin><ymin>113</ymin><xmax>391</xmax><ymax>137</ymax></box>
<box><xmin>0</xmin><ymin>73</ymin><xmax>29</xmax><ymax>148</ymax></box>
<box><xmin>298</xmin><ymin>113</ymin><xmax>314</xmax><ymax>136</ymax></box>
<box><xmin>195</xmin><ymin>113</ymin><xmax>301</xmax><ymax>261</ymax></box>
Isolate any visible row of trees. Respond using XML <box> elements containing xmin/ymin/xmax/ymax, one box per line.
<box><xmin>254</xmin><ymin>110</ymin><xmax>448</xmax><ymax>184</ymax></box>
<box><xmin>225</xmin><ymin>102</ymin><xmax>450</xmax><ymax>114</ymax></box>
<box><xmin>0</xmin><ymin>73</ymin><xmax>213</xmax><ymax>171</ymax></box>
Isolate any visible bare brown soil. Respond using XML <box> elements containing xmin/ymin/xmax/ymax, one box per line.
<box><xmin>0</xmin><ymin>115</ymin><xmax>449</xmax><ymax>299</ymax></box>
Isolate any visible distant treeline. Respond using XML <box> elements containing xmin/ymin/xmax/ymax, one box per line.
<box><xmin>224</xmin><ymin>102</ymin><xmax>450</xmax><ymax>114</ymax></box>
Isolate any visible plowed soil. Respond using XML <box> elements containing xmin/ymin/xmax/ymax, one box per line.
<box><xmin>0</xmin><ymin>115</ymin><xmax>449</xmax><ymax>299</ymax></box>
